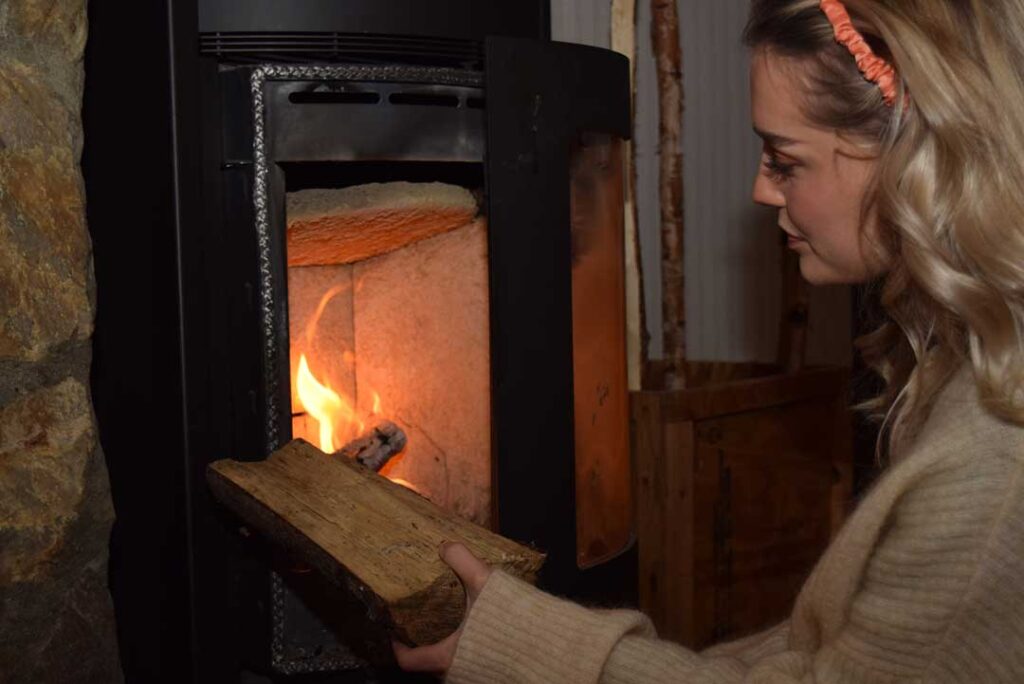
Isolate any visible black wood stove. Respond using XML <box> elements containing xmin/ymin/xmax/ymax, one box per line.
<box><xmin>85</xmin><ymin>1</ymin><xmax>634</xmax><ymax>681</ymax></box>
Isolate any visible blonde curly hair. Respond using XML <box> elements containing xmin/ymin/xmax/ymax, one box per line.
<box><xmin>745</xmin><ymin>0</ymin><xmax>1024</xmax><ymax>457</ymax></box>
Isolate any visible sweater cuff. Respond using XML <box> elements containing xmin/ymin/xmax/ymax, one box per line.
<box><xmin>447</xmin><ymin>571</ymin><xmax>653</xmax><ymax>684</ymax></box>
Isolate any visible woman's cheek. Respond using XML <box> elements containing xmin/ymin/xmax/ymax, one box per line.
<box><xmin>791</xmin><ymin>178</ymin><xmax>838</xmax><ymax>238</ymax></box>
<box><xmin>782</xmin><ymin>193</ymin><xmax>816</xmax><ymax>238</ymax></box>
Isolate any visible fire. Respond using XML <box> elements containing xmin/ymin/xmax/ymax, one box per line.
<box><xmin>296</xmin><ymin>354</ymin><xmax>359</xmax><ymax>452</ymax></box>
<box><xmin>293</xmin><ymin>285</ymin><xmax>414</xmax><ymax>493</ymax></box>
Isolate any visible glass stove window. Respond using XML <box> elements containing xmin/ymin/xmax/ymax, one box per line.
<box><xmin>569</xmin><ymin>133</ymin><xmax>633</xmax><ymax>569</ymax></box>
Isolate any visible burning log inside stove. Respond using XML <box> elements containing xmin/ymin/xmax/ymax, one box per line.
<box><xmin>207</xmin><ymin>439</ymin><xmax>544</xmax><ymax>646</ymax></box>
<box><xmin>286</xmin><ymin>180</ymin><xmax>492</xmax><ymax>524</ymax></box>
<box><xmin>337</xmin><ymin>420</ymin><xmax>407</xmax><ymax>472</ymax></box>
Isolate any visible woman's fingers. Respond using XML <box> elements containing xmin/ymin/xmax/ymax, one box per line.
<box><xmin>440</xmin><ymin>542</ymin><xmax>492</xmax><ymax>596</ymax></box>
<box><xmin>392</xmin><ymin>632</ymin><xmax>460</xmax><ymax>674</ymax></box>
<box><xmin>393</xmin><ymin>543</ymin><xmax>491</xmax><ymax>675</ymax></box>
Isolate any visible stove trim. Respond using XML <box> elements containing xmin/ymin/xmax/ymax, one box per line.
<box><xmin>250</xmin><ymin>63</ymin><xmax>484</xmax><ymax>675</ymax></box>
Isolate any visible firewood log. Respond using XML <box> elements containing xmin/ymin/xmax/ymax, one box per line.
<box><xmin>207</xmin><ymin>439</ymin><xmax>544</xmax><ymax>645</ymax></box>
<box><xmin>337</xmin><ymin>419</ymin><xmax>407</xmax><ymax>472</ymax></box>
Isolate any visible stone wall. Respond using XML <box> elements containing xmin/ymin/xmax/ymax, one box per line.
<box><xmin>0</xmin><ymin>0</ymin><xmax>121</xmax><ymax>680</ymax></box>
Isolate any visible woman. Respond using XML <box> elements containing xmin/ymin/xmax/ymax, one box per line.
<box><xmin>396</xmin><ymin>1</ymin><xmax>1024</xmax><ymax>681</ymax></box>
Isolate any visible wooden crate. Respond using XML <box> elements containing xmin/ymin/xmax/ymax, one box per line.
<box><xmin>632</xmin><ymin>362</ymin><xmax>853</xmax><ymax>648</ymax></box>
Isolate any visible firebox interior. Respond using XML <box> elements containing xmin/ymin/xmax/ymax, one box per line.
<box><xmin>282</xmin><ymin>164</ymin><xmax>492</xmax><ymax>526</ymax></box>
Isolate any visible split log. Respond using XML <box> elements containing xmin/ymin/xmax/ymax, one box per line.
<box><xmin>286</xmin><ymin>181</ymin><xmax>478</xmax><ymax>266</ymax></box>
<box><xmin>207</xmin><ymin>439</ymin><xmax>544</xmax><ymax>645</ymax></box>
<box><xmin>337</xmin><ymin>420</ymin><xmax>407</xmax><ymax>472</ymax></box>
<box><xmin>652</xmin><ymin>0</ymin><xmax>687</xmax><ymax>389</ymax></box>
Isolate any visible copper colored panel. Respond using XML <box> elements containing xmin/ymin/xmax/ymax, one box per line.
<box><xmin>570</xmin><ymin>135</ymin><xmax>633</xmax><ymax>568</ymax></box>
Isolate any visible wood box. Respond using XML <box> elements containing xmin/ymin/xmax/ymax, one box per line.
<box><xmin>632</xmin><ymin>362</ymin><xmax>853</xmax><ymax>648</ymax></box>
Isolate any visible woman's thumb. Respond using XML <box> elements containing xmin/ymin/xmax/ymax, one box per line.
<box><xmin>440</xmin><ymin>542</ymin><xmax>491</xmax><ymax>594</ymax></box>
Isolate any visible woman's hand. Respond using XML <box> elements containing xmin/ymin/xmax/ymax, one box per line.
<box><xmin>392</xmin><ymin>542</ymin><xmax>492</xmax><ymax>676</ymax></box>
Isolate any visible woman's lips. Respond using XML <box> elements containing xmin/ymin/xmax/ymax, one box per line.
<box><xmin>782</xmin><ymin>229</ymin><xmax>807</xmax><ymax>248</ymax></box>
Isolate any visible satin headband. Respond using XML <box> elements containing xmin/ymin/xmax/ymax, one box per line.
<box><xmin>820</xmin><ymin>0</ymin><xmax>900</xmax><ymax>106</ymax></box>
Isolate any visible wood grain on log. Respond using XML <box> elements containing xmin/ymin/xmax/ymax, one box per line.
<box><xmin>207</xmin><ymin>440</ymin><xmax>543</xmax><ymax>645</ymax></box>
<box><xmin>286</xmin><ymin>182</ymin><xmax>478</xmax><ymax>266</ymax></box>
<box><xmin>652</xmin><ymin>0</ymin><xmax>687</xmax><ymax>389</ymax></box>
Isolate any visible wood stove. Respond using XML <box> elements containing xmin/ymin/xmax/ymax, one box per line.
<box><xmin>85</xmin><ymin>0</ymin><xmax>634</xmax><ymax>680</ymax></box>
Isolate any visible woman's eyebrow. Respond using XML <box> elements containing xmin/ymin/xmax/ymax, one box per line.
<box><xmin>753</xmin><ymin>126</ymin><xmax>801</xmax><ymax>147</ymax></box>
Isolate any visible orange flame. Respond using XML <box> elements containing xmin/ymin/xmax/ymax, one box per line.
<box><xmin>296</xmin><ymin>354</ymin><xmax>358</xmax><ymax>452</ymax></box>
<box><xmin>294</xmin><ymin>286</ymin><xmax>408</xmax><ymax>490</ymax></box>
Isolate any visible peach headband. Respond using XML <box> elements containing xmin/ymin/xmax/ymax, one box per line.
<box><xmin>820</xmin><ymin>0</ymin><xmax>899</xmax><ymax>106</ymax></box>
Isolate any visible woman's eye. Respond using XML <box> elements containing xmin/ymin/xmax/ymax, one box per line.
<box><xmin>762</xmin><ymin>154</ymin><xmax>797</xmax><ymax>182</ymax></box>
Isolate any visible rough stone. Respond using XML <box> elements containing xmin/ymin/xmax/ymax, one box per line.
<box><xmin>0</xmin><ymin>379</ymin><xmax>120</xmax><ymax>680</ymax></box>
<box><xmin>0</xmin><ymin>378</ymin><xmax>94</xmax><ymax>582</ymax></box>
<box><xmin>0</xmin><ymin>58</ymin><xmax>92</xmax><ymax>362</ymax></box>
<box><xmin>0</xmin><ymin>339</ymin><xmax>92</xmax><ymax>407</ymax></box>
<box><xmin>0</xmin><ymin>0</ymin><xmax>121</xmax><ymax>677</ymax></box>
<box><xmin>2</xmin><ymin>0</ymin><xmax>88</xmax><ymax>58</ymax></box>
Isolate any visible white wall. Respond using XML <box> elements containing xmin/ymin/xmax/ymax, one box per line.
<box><xmin>551</xmin><ymin>0</ymin><xmax>611</xmax><ymax>48</ymax></box>
<box><xmin>552</xmin><ymin>0</ymin><xmax>851</xmax><ymax>366</ymax></box>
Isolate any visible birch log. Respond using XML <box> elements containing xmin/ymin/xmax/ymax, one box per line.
<box><xmin>651</xmin><ymin>0</ymin><xmax>687</xmax><ymax>389</ymax></box>
<box><xmin>612</xmin><ymin>0</ymin><xmax>649</xmax><ymax>391</ymax></box>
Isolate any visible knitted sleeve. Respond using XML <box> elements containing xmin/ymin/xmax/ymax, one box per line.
<box><xmin>446</xmin><ymin>450</ymin><xmax>1024</xmax><ymax>684</ymax></box>
<box><xmin>799</xmin><ymin>451</ymin><xmax>1024</xmax><ymax>682</ymax></box>
<box><xmin>444</xmin><ymin>570</ymin><xmax>788</xmax><ymax>684</ymax></box>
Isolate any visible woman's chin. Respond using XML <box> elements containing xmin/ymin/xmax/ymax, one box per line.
<box><xmin>797</xmin><ymin>254</ymin><xmax>871</xmax><ymax>286</ymax></box>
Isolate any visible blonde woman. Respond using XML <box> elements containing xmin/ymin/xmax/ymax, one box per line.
<box><xmin>396</xmin><ymin>1</ymin><xmax>1024</xmax><ymax>681</ymax></box>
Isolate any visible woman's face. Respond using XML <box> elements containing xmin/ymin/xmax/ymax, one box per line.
<box><xmin>749</xmin><ymin>48</ymin><xmax>886</xmax><ymax>285</ymax></box>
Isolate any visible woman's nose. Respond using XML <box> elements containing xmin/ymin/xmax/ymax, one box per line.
<box><xmin>752</xmin><ymin>168</ymin><xmax>785</xmax><ymax>207</ymax></box>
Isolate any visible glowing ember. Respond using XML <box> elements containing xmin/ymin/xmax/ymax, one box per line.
<box><xmin>372</xmin><ymin>391</ymin><xmax>382</xmax><ymax>416</ymax></box>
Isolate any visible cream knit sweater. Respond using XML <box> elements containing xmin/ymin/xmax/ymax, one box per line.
<box><xmin>447</xmin><ymin>367</ymin><xmax>1024</xmax><ymax>683</ymax></box>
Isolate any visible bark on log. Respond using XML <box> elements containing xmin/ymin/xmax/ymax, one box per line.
<box><xmin>652</xmin><ymin>0</ymin><xmax>687</xmax><ymax>389</ymax></box>
<box><xmin>207</xmin><ymin>439</ymin><xmax>544</xmax><ymax>645</ymax></box>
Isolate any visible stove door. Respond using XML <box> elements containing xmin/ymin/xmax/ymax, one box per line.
<box><xmin>484</xmin><ymin>36</ymin><xmax>635</xmax><ymax>596</ymax></box>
